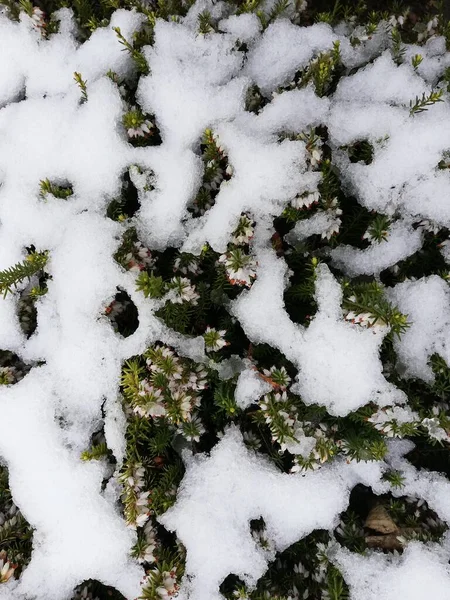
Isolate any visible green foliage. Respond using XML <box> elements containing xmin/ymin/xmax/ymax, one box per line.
<box><xmin>301</xmin><ymin>41</ymin><xmax>341</xmax><ymax>96</ymax></box>
<box><xmin>391</xmin><ymin>26</ymin><xmax>406</xmax><ymax>64</ymax></box>
<box><xmin>113</xmin><ymin>26</ymin><xmax>149</xmax><ymax>74</ymax></box>
<box><xmin>136</xmin><ymin>272</ymin><xmax>165</xmax><ymax>299</ymax></box>
<box><xmin>0</xmin><ymin>251</ymin><xmax>48</xmax><ymax>298</ymax></box>
<box><xmin>2</xmin><ymin>2</ymin><xmax>450</xmax><ymax>599</ymax></box>
<box><xmin>342</xmin><ymin>280</ymin><xmax>409</xmax><ymax>338</ymax></box>
<box><xmin>73</xmin><ymin>71</ymin><xmax>88</xmax><ymax>102</ymax></box>
<box><xmin>81</xmin><ymin>442</ymin><xmax>110</xmax><ymax>461</ymax></box>
<box><xmin>409</xmin><ymin>89</ymin><xmax>444</xmax><ymax>115</ymax></box>
<box><xmin>0</xmin><ymin>466</ymin><xmax>33</xmax><ymax>570</ymax></box>
<box><xmin>40</xmin><ymin>178</ymin><xmax>73</xmax><ymax>199</ymax></box>
<box><xmin>411</xmin><ymin>53</ymin><xmax>423</xmax><ymax>70</ymax></box>
<box><xmin>197</xmin><ymin>9</ymin><xmax>214</xmax><ymax>33</ymax></box>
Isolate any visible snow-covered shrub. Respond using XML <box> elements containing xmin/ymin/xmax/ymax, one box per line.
<box><xmin>1</xmin><ymin>0</ymin><xmax>450</xmax><ymax>599</ymax></box>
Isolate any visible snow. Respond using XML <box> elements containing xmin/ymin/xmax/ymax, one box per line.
<box><xmin>387</xmin><ymin>276</ymin><xmax>450</xmax><ymax>382</ymax></box>
<box><xmin>332</xmin><ymin>439</ymin><xmax>450</xmax><ymax>600</ymax></box>
<box><xmin>233</xmin><ymin>252</ymin><xmax>405</xmax><ymax>416</ymax></box>
<box><xmin>235</xmin><ymin>367</ymin><xmax>272</xmax><ymax>409</ymax></box>
<box><xmin>160</xmin><ymin>427</ymin><xmax>385</xmax><ymax>600</ymax></box>
<box><xmin>0</xmin><ymin>3</ymin><xmax>450</xmax><ymax>600</ymax></box>
<box><xmin>218</xmin><ymin>13</ymin><xmax>262</xmax><ymax>42</ymax></box>
<box><xmin>334</xmin><ymin>542</ymin><xmax>450</xmax><ymax>600</ymax></box>
<box><xmin>245</xmin><ymin>20</ymin><xmax>337</xmax><ymax>95</ymax></box>
<box><xmin>331</xmin><ymin>220</ymin><xmax>423</xmax><ymax>276</ymax></box>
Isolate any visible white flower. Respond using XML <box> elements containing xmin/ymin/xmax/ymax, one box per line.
<box><xmin>309</xmin><ymin>148</ymin><xmax>322</xmax><ymax>167</ymax></box>
<box><xmin>219</xmin><ymin>250</ymin><xmax>257</xmax><ymax>287</ymax></box>
<box><xmin>178</xmin><ymin>415</ymin><xmax>205</xmax><ymax>442</ymax></box>
<box><xmin>232</xmin><ymin>215</ymin><xmax>254</xmax><ymax>245</ymax></box>
<box><xmin>171</xmin><ymin>390</ymin><xmax>193</xmax><ymax>420</ymax></box>
<box><xmin>173</xmin><ymin>256</ymin><xmax>202</xmax><ymax>275</ymax></box>
<box><xmin>156</xmin><ymin>569</ymin><xmax>179</xmax><ymax>599</ymax></box>
<box><xmin>128</xmin><ymin>121</ymin><xmax>153</xmax><ymax>138</ymax></box>
<box><xmin>422</xmin><ymin>417</ymin><xmax>449</xmax><ymax>442</ymax></box>
<box><xmin>291</xmin><ymin>191</ymin><xmax>320</xmax><ymax>209</ymax></box>
<box><xmin>168</xmin><ymin>277</ymin><xmax>200</xmax><ymax>305</ymax></box>
<box><xmin>138</xmin><ymin>522</ymin><xmax>157</xmax><ymax>563</ymax></box>
<box><xmin>0</xmin><ymin>551</ymin><xmax>15</xmax><ymax>583</ymax></box>
<box><xmin>30</xmin><ymin>7</ymin><xmax>45</xmax><ymax>29</ymax></box>
<box><xmin>204</xmin><ymin>326</ymin><xmax>228</xmax><ymax>352</ymax></box>
<box><xmin>262</xmin><ymin>366</ymin><xmax>291</xmax><ymax>389</ymax></box>
<box><xmin>243</xmin><ymin>430</ymin><xmax>261</xmax><ymax>450</ymax></box>
<box><xmin>136</xmin><ymin>382</ymin><xmax>166</xmax><ymax>418</ymax></box>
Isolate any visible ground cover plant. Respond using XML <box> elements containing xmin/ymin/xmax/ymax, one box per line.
<box><xmin>1</xmin><ymin>0</ymin><xmax>450</xmax><ymax>599</ymax></box>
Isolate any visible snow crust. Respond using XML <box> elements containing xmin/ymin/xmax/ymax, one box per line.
<box><xmin>0</xmin><ymin>4</ymin><xmax>449</xmax><ymax>600</ymax></box>
<box><xmin>387</xmin><ymin>276</ymin><xmax>450</xmax><ymax>382</ymax></box>
<box><xmin>160</xmin><ymin>427</ymin><xmax>386</xmax><ymax>600</ymax></box>
<box><xmin>233</xmin><ymin>251</ymin><xmax>405</xmax><ymax>416</ymax></box>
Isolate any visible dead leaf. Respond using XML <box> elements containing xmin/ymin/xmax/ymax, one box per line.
<box><xmin>365</xmin><ymin>504</ymin><xmax>399</xmax><ymax>534</ymax></box>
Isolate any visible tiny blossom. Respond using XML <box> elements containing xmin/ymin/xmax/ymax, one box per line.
<box><xmin>291</xmin><ymin>190</ymin><xmax>320</xmax><ymax>209</ymax></box>
<box><xmin>173</xmin><ymin>256</ymin><xmax>202</xmax><ymax>276</ymax></box>
<box><xmin>309</xmin><ymin>147</ymin><xmax>322</xmax><ymax>168</ymax></box>
<box><xmin>219</xmin><ymin>249</ymin><xmax>257</xmax><ymax>287</ymax></box>
<box><xmin>232</xmin><ymin>215</ymin><xmax>254</xmax><ymax>245</ymax></box>
<box><xmin>156</xmin><ymin>568</ymin><xmax>180</xmax><ymax>600</ymax></box>
<box><xmin>75</xmin><ymin>586</ymin><xmax>100</xmax><ymax>600</ymax></box>
<box><xmin>321</xmin><ymin>199</ymin><xmax>342</xmax><ymax>239</ymax></box>
<box><xmin>204</xmin><ymin>171</ymin><xmax>223</xmax><ymax>192</ymax></box>
<box><xmin>137</xmin><ymin>522</ymin><xmax>157</xmax><ymax>564</ymax></box>
<box><xmin>0</xmin><ymin>551</ymin><xmax>15</xmax><ymax>583</ymax></box>
<box><xmin>178</xmin><ymin>415</ymin><xmax>205</xmax><ymax>443</ymax></box>
<box><xmin>168</xmin><ymin>277</ymin><xmax>200</xmax><ymax>304</ymax></box>
<box><xmin>128</xmin><ymin>121</ymin><xmax>153</xmax><ymax>138</ymax></box>
<box><xmin>262</xmin><ymin>366</ymin><xmax>291</xmax><ymax>389</ymax></box>
<box><xmin>252</xmin><ymin>528</ymin><xmax>275</xmax><ymax>553</ymax></box>
<box><xmin>362</xmin><ymin>226</ymin><xmax>389</xmax><ymax>243</ymax></box>
<box><xmin>422</xmin><ymin>417</ymin><xmax>450</xmax><ymax>442</ymax></box>
<box><xmin>243</xmin><ymin>430</ymin><xmax>262</xmax><ymax>450</ymax></box>
<box><xmin>0</xmin><ymin>366</ymin><xmax>16</xmax><ymax>385</ymax></box>
<box><xmin>135</xmin><ymin>491</ymin><xmax>151</xmax><ymax>528</ymax></box>
<box><xmin>30</xmin><ymin>7</ymin><xmax>46</xmax><ymax>30</ymax></box>
<box><xmin>368</xmin><ymin>406</ymin><xmax>418</xmax><ymax>437</ymax></box>
<box><xmin>136</xmin><ymin>381</ymin><xmax>166</xmax><ymax>418</ymax></box>
<box><xmin>427</xmin><ymin>16</ymin><xmax>439</xmax><ymax>32</ymax></box>
<box><xmin>204</xmin><ymin>326</ymin><xmax>228</xmax><ymax>352</ymax></box>
<box><xmin>389</xmin><ymin>14</ymin><xmax>405</xmax><ymax>27</ymax></box>
<box><xmin>121</xmin><ymin>463</ymin><xmax>145</xmax><ymax>492</ymax></box>
<box><xmin>417</xmin><ymin>219</ymin><xmax>441</xmax><ymax>235</ymax></box>
<box><xmin>233</xmin><ymin>589</ymin><xmax>250</xmax><ymax>599</ymax></box>
<box><xmin>171</xmin><ymin>389</ymin><xmax>194</xmax><ymax>421</ymax></box>
<box><xmin>294</xmin><ymin>562</ymin><xmax>310</xmax><ymax>577</ymax></box>
<box><xmin>124</xmin><ymin>241</ymin><xmax>154</xmax><ymax>273</ymax></box>
<box><xmin>344</xmin><ymin>310</ymin><xmax>377</xmax><ymax>327</ymax></box>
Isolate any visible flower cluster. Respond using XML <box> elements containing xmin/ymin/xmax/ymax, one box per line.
<box><xmin>166</xmin><ymin>277</ymin><xmax>200</xmax><ymax>305</ymax></box>
<box><xmin>124</xmin><ymin>241</ymin><xmax>154</xmax><ymax>274</ymax></box>
<box><xmin>0</xmin><ymin>551</ymin><xmax>15</xmax><ymax>584</ymax></box>
<box><xmin>140</xmin><ymin>565</ymin><xmax>181</xmax><ymax>600</ymax></box>
<box><xmin>219</xmin><ymin>249</ymin><xmax>257</xmax><ymax>287</ymax></box>
<box><xmin>123</xmin><ymin>108</ymin><xmax>154</xmax><ymax>139</ymax></box>
<box><xmin>119</xmin><ymin>462</ymin><xmax>151</xmax><ymax>529</ymax></box>
<box><xmin>126</xmin><ymin>345</ymin><xmax>207</xmax><ymax>435</ymax></box>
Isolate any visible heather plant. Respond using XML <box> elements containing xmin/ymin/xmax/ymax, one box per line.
<box><xmin>0</xmin><ymin>1</ymin><xmax>450</xmax><ymax>600</ymax></box>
